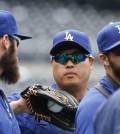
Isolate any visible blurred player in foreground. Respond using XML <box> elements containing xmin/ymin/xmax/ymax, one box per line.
<box><xmin>93</xmin><ymin>22</ymin><xmax>120</xmax><ymax>134</ymax></box>
<box><xmin>76</xmin><ymin>22</ymin><xmax>120</xmax><ymax>134</ymax></box>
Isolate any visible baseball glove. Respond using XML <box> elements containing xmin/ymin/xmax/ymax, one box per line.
<box><xmin>21</xmin><ymin>84</ymin><xmax>79</xmax><ymax>131</ymax></box>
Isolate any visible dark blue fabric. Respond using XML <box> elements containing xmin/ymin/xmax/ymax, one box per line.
<box><xmin>0</xmin><ymin>89</ymin><xmax>21</xmax><ymax>134</ymax></box>
<box><xmin>7</xmin><ymin>84</ymin><xmax>76</xmax><ymax>134</ymax></box>
<box><xmin>75</xmin><ymin>75</ymin><xmax>117</xmax><ymax>134</ymax></box>
<box><xmin>94</xmin><ymin>89</ymin><xmax>120</xmax><ymax>134</ymax></box>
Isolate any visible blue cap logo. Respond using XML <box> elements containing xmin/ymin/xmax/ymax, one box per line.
<box><xmin>115</xmin><ymin>25</ymin><xmax>120</xmax><ymax>33</ymax></box>
<box><xmin>64</xmin><ymin>32</ymin><xmax>73</xmax><ymax>41</ymax></box>
<box><xmin>50</xmin><ymin>29</ymin><xmax>92</xmax><ymax>55</ymax></box>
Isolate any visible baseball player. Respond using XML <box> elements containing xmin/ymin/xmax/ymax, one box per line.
<box><xmin>0</xmin><ymin>10</ymin><xmax>31</xmax><ymax>134</ymax></box>
<box><xmin>76</xmin><ymin>22</ymin><xmax>120</xmax><ymax>134</ymax></box>
<box><xmin>8</xmin><ymin>29</ymin><xmax>94</xmax><ymax>134</ymax></box>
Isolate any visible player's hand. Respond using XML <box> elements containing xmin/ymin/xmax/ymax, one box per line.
<box><xmin>10</xmin><ymin>97</ymin><xmax>32</xmax><ymax>115</ymax></box>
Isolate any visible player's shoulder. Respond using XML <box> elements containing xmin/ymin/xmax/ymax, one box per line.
<box><xmin>102</xmin><ymin>89</ymin><xmax>120</xmax><ymax>109</ymax></box>
<box><xmin>77</xmin><ymin>87</ymin><xmax>107</xmax><ymax>113</ymax></box>
<box><xmin>109</xmin><ymin>89</ymin><xmax>120</xmax><ymax>102</ymax></box>
<box><xmin>81</xmin><ymin>87</ymin><xmax>106</xmax><ymax>105</ymax></box>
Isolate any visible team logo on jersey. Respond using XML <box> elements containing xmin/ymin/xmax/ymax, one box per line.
<box><xmin>115</xmin><ymin>25</ymin><xmax>120</xmax><ymax>33</ymax></box>
<box><xmin>64</xmin><ymin>32</ymin><xmax>73</xmax><ymax>41</ymax></box>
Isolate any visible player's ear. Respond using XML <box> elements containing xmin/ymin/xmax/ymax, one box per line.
<box><xmin>99</xmin><ymin>53</ymin><xmax>109</xmax><ymax>66</ymax></box>
<box><xmin>2</xmin><ymin>34</ymin><xmax>10</xmax><ymax>50</ymax></box>
<box><xmin>50</xmin><ymin>56</ymin><xmax>54</xmax><ymax>64</ymax></box>
<box><xmin>89</xmin><ymin>56</ymin><xmax>94</xmax><ymax>69</ymax></box>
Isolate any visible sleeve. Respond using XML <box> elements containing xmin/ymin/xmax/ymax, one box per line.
<box><xmin>7</xmin><ymin>93</ymin><xmax>41</xmax><ymax>134</ymax></box>
<box><xmin>94</xmin><ymin>90</ymin><xmax>120</xmax><ymax>134</ymax></box>
<box><xmin>75</xmin><ymin>91</ymin><xmax>106</xmax><ymax>134</ymax></box>
<box><xmin>7</xmin><ymin>92</ymin><xmax>21</xmax><ymax>103</ymax></box>
<box><xmin>76</xmin><ymin>102</ymin><xmax>95</xmax><ymax>134</ymax></box>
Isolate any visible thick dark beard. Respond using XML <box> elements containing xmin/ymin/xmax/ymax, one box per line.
<box><xmin>0</xmin><ymin>41</ymin><xmax>20</xmax><ymax>84</ymax></box>
<box><xmin>108</xmin><ymin>57</ymin><xmax>120</xmax><ymax>78</ymax></box>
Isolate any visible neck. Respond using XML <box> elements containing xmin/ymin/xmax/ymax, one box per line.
<box><xmin>58</xmin><ymin>85</ymin><xmax>88</xmax><ymax>102</ymax></box>
<box><xmin>68</xmin><ymin>87</ymin><xmax>88</xmax><ymax>102</ymax></box>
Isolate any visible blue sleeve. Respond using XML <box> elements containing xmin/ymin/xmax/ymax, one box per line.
<box><xmin>94</xmin><ymin>90</ymin><xmax>120</xmax><ymax>134</ymax></box>
<box><xmin>76</xmin><ymin>102</ymin><xmax>96</xmax><ymax>134</ymax></box>
<box><xmin>7</xmin><ymin>92</ymin><xmax>21</xmax><ymax>102</ymax></box>
<box><xmin>75</xmin><ymin>89</ymin><xmax>106</xmax><ymax>134</ymax></box>
<box><xmin>7</xmin><ymin>93</ymin><xmax>40</xmax><ymax>134</ymax></box>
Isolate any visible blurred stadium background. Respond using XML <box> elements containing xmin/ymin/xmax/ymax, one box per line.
<box><xmin>0</xmin><ymin>0</ymin><xmax>119</xmax><ymax>96</ymax></box>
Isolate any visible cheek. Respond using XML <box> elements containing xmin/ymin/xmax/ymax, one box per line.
<box><xmin>77</xmin><ymin>62</ymin><xmax>91</xmax><ymax>77</ymax></box>
<box><xmin>53</xmin><ymin>64</ymin><xmax>64</xmax><ymax>80</ymax></box>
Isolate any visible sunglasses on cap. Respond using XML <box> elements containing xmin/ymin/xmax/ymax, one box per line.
<box><xmin>9</xmin><ymin>35</ymin><xmax>21</xmax><ymax>47</ymax></box>
<box><xmin>50</xmin><ymin>52</ymin><xmax>92</xmax><ymax>65</ymax></box>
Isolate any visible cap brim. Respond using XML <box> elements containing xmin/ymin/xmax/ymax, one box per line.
<box><xmin>14</xmin><ymin>34</ymin><xmax>32</xmax><ymax>40</ymax></box>
<box><xmin>50</xmin><ymin>41</ymin><xmax>88</xmax><ymax>55</ymax></box>
<box><xmin>105</xmin><ymin>41</ymin><xmax>120</xmax><ymax>51</ymax></box>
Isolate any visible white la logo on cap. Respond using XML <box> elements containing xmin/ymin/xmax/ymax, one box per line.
<box><xmin>64</xmin><ymin>32</ymin><xmax>73</xmax><ymax>41</ymax></box>
<box><xmin>115</xmin><ymin>25</ymin><xmax>120</xmax><ymax>33</ymax></box>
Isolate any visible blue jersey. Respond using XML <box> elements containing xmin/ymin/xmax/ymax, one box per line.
<box><xmin>75</xmin><ymin>75</ymin><xmax>118</xmax><ymax>134</ymax></box>
<box><xmin>7</xmin><ymin>84</ymin><xmax>76</xmax><ymax>134</ymax></box>
<box><xmin>94</xmin><ymin>89</ymin><xmax>120</xmax><ymax>134</ymax></box>
<box><xmin>0</xmin><ymin>89</ymin><xmax>21</xmax><ymax>134</ymax></box>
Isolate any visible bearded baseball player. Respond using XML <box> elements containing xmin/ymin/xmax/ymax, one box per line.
<box><xmin>76</xmin><ymin>22</ymin><xmax>120</xmax><ymax>134</ymax></box>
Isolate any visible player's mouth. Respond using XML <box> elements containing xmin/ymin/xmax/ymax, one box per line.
<box><xmin>64</xmin><ymin>72</ymin><xmax>76</xmax><ymax>77</ymax></box>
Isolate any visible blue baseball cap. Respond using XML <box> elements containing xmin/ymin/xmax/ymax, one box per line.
<box><xmin>97</xmin><ymin>22</ymin><xmax>120</xmax><ymax>53</ymax></box>
<box><xmin>0</xmin><ymin>10</ymin><xmax>32</xmax><ymax>40</ymax></box>
<box><xmin>50</xmin><ymin>29</ymin><xmax>92</xmax><ymax>55</ymax></box>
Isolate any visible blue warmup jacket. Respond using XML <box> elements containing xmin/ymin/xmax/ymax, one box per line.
<box><xmin>94</xmin><ymin>89</ymin><xmax>120</xmax><ymax>134</ymax></box>
<box><xmin>75</xmin><ymin>75</ymin><xmax>119</xmax><ymax>134</ymax></box>
<box><xmin>7</xmin><ymin>84</ymin><xmax>77</xmax><ymax>134</ymax></box>
<box><xmin>0</xmin><ymin>89</ymin><xmax>21</xmax><ymax>134</ymax></box>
